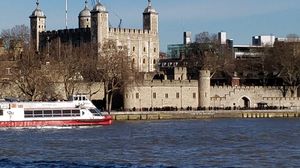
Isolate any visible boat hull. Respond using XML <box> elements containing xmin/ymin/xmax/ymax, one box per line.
<box><xmin>0</xmin><ymin>116</ymin><xmax>112</xmax><ymax>128</ymax></box>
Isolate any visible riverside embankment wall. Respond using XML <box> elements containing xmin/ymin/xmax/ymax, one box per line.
<box><xmin>111</xmin><ymin>110</ymin><xmax>300</xmax><ymax>121</ymax></box>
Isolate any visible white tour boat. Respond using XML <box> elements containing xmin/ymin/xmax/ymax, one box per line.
<box><xmin>0</xmin><ymin>95</ymin><xmax>112</xmax><ymax>127</ymax></box>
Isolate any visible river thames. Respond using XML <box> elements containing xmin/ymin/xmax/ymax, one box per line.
<box><xmin>0</xmin><ymin>119</ymin><xmax>299</xmax><ymax>167</ymax></box>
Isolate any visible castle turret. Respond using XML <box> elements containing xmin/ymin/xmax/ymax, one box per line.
<box><xmin>30</xmin><ymin>0</ymin><xmax>46</xmax><ymax>52</ymax></box>
<box><xmin>79</xmin><ymin>0</ymin><xmax>91</xmax><ymax>28</ymax></box>
<box><xmin>143</xmin><ymin>0</ymin><xmax>158</xmax><ymax>32</ymax></box>
<box><xmin>90</xmin><ymin>0</ymin><xmax>109</xmax><ymax>47</ymax></box>
<box><xmin>199</xmin><ymin>70</ymin><xmax>211</xmax><ymax>108</ymax></box>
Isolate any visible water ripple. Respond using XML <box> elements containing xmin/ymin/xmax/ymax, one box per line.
<box><xmin>0</xmin><ymin>119</ymin><xmax>299</xmax><ymax>167</ymax></box>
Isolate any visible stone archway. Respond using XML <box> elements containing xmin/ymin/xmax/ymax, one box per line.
<box><xmin>242</xmin><ymin>97</ymin><xmax>250</xmax><ymax>108</ymax></box>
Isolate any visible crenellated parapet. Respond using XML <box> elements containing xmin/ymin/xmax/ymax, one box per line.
<box><xmin>39</xmin><ymin>28</ymin><xmax>91</xmax><ymax>50</ymax></box>
<box><xmin>40</xmin><ymin>28</ymin><xmax>91</xmax><ymax>37</ymax></box>
<box><xmin>141</xmin><ymin>79</ymin><xmax>198</xmax><ymax>87</ymax></box>
<box><xmin>109</xmin><ymin>28</ymin><xmax>157</xmax><ymax>36</ymax></box>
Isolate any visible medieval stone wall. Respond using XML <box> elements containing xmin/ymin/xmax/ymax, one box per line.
<box><xmin>108</xmin><ymin>28</ymin><xmax>159</xmax><ymax>72</ymax></box>
<box><xmin>124</xmin><ymin>78</ymin><xmax>300</xmax><ymax>110</ymax></box>
<box><xmin>124</xmin><ymin>80</ymin><xmax>198</xmax><ymax>110</ymax></box>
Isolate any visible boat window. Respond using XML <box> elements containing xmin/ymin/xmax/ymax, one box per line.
<box><xmin>34</xmin><ymin>110</ymin><xmax>43</xmax><ymax>118</ymax></box>
<box><xmin>0</xmin><ymin>110</ymin><xmax>3</xmax><ymax>116</ymax></box>
<box><xmin>44</xmin><ymin>110</ymin><xmax>52</xmax><ymax>117</ymax></box>
<box><xmin>72</xmin><ymin>110</ymin><xmax>80</xmax><ymax>116</ymax></box>
<box><xmin>24</xmin><ymin>111</ymin><xmax>34</xmax><ymax>118</ymax></box>
<box><xmin>63</xmin><ymin>110</ymin><xmax>71</xmax><ymax>117</ymax></box>
<box><xmin>89</xmin><ymin>109</ymin><xmax>102</xmax><ymax>116</ymax></box>
<box><xmin>53</xmin><ymin>110</ymin><xmax>62</xmax><ymax>117</ymax></box>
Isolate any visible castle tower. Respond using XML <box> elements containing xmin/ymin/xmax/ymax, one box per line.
<box><xmin>90</xmin><ymin>0</ymin><xmax>109</xmax><ymax>47</ymax></box>
<box><xmin>143</xmin><ymin>0</ymin><xmax>158</xmax><ymax>32</ymax></box>
<box><xmin>29</xmin><ymin>0</ymin><xmax>46</xmax><ymax>52</ymax></box>
<box><xmin>79</xmin><ymin>0</ymin><xmax>91</xmax><ymax>28</ymax></box>
<box><xmin>198</xmin><ymin>70</ymin><xmax>211</xmax><ymax>108</ymax></box>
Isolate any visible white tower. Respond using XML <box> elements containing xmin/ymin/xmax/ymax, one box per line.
<box><xmin>90</xmin><ymin>0</ymin><xmax>109</xmax><ymax>47</ymax></box>
<box><xmin>29</xmin><ymin>0</ymin><xmax>46</xmax><ymax>52</ymax></box>
<box><xmin>199</xmin><ymin>70</ymin><xmax>211</xmax><ymax>108</ymax></box>
<box><xmin>143</xmin><ymin>0</ymin><xmax>158</xmax><ymax>32</ymax></box>
<box><xmin>79</xmin><ymin>0</ymin><xmax>91</xmax><ymax>28</ymax></box>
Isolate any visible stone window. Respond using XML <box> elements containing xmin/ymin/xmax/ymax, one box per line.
<box><xmin>153</xmin><ymin>59</ymin><xmax>156</xmax><ymax>64</ymax></box>
<box><xmin>143</xmin><ymin>59</ymin><xmax>146</xmax><ymax>64</ymax></box>
<box><xmin>136</xmin><ymin>93</ymin><xmax>139</xmax><ymax>99</ymax></box>
<box><xmin>165</xmin><ymin>93</ymin><xmax>168</xmax><ymax>99</ymax></box>
<box><xmin>144</xmin><ymin>47</ymin><xmax>146</xmax><ymax>52</ymax></box>
<box><xmin>153</xmin><ymin>92</ymin><xmax>156</xmax><ymax>99</ymax></box>
<box><xmin>193</xmin><ymin>93</ymin><xmax>196</xmax><ymax>99</ymax></box>
<box><xmin>133</xmin><ymin>46</ymin><xmax>135</xmax><ymax>52</ymax></box>
<box><xmin>6</xmin><ymin>68</ymin><xmax>11</xmax><ymax>75</ymax></box>
<box><xmin>126</xmin><ymin>94</ymin><xmax>129</xmax><ymax>99</ymax></box>
<box><xmin>176</xmin><ymin>93</ymin><xmax>180</xmax><ymax>99</ymax></box>
<box><xmin>154</xmin><ymin>48</ymin><xmax>157</xmax><ymax>52</ymax></box>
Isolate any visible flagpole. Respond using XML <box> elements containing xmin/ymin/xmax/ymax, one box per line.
<box><xmin>65</xmin><ymin>0</ymin><xmax>68</xmax><ymax>29</ymax></box>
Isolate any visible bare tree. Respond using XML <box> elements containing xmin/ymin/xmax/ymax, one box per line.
<box><xmin>11</xmin><ymin>46</ymin><xmax>54</xmax><ymax>100</ymax></box>
<box><xmin>0</xmin><ymin>25</ymin><xmax>29</xmax><ymax>52</ymax></box>
<box><xmin>268</xmin><ymin>36</ymin><xmax>300</xmax><ymax>97</ymax></box>
<box><xmin>46</xmin><ymin>44</ymin><xmax>88</xmax><ymax>99</ymax></box>
<box><xmin>97</xmin><ymin>40</ymin><xmax>137</xmax><ymax>112</ymax></box>
<box><xmin>184</xmin><ymin>32</ymin><xmax>235</xmax><ymax>79</ymax></box>
<box><xmin>195</xmin><ymin>32</ymin><xmax>218</xmax><ymax>44</ymax></box>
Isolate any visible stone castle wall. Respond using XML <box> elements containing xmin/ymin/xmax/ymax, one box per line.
<box><xmin>124</xmin><ymin>80</ymin><xmax>198</xmax><ymax>110</ymax></box>
<box><xmin>124</xmin><ymin>78</ymin><xmax>300</xmax><ymax>110</ymax></box>
<box><xmin>108</xmin><ymin>27</ymin><xmax>159</xmax><ymax>72</ymax></box>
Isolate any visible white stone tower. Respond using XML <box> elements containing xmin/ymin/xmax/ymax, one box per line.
<box><xmin>143</xmin><ymin>0</ymin><xmax>158</xmax><ymax>32</ymax></box>
<box><xmin>30</xmin><ymin>0</ymin><xmax>46</xmax><ymax>52</ymax></box>
<box><xmin>199</xmin><ymin>70</ymin><xmax>211</xmax><ymax>108</ymax></box>
<box><xmin>90</xmin><ymin>0</ymin><xmax>109</xmax><ymax>47</ymax></box>
<box><xmin>79</xmin><ymin>0</ymin><xmax>91</xmax><ymax>28</ymax></box>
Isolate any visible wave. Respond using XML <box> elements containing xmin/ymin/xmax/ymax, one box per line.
<box><xmin>0</xmin><ymin>159</ymin><xmax>178</xmax><ymax>168</ymax></box>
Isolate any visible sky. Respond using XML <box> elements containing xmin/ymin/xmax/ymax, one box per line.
<box><xmin>1</xmin><ymin>0</ymin><xmax>300</xmax><ymax>51</ymax></box>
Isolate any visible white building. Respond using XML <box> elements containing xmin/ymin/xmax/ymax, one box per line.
<box><xmin>252</xmin><ymin>35</ymin><xmax>275</xmax><ymax>47</ymax></box>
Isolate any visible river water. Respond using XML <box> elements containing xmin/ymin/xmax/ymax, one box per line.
<box><xmin>0</xmin><ymin>119</ymin><xmax>300</xmax><ymax>168</ymax></box>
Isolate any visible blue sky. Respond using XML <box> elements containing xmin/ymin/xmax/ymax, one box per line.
<box><xmin>0</xmin><ymin>0</ymin><xmax>300</xmax><ymax>51</ymax></box>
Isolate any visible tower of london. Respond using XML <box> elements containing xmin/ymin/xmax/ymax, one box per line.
<box><xmin>30</xmin><ymin>0</ymin><xmax>159</xmax><ymax>72</ymax></box>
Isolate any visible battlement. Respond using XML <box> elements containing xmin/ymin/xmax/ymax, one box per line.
<box><xmin>211</xmin><ymin>85</ymin><xmax>280</xmax><ymax>90</ymax></box>
<box><xmin>263</xmin><ymin>97</ymin><xmax>300</xmax><ymax>101</ymax></box>
<box><xmin>199</xmin><ymin>70</ymin><xmax>211</xmax><ymax>78</ymax></box>
<box><xmin>135</xmin><ymin>79</ymin><xmax>198</xmax><ymax>87</ymax></box>
<box><xmin>41</xmin><ymin>28</ymin><xmax>91</xmax><ymax>37</ymax></box>
<box><xmin>109</xmin><ymin>27</ymin><xmax>157</xmax><ymax>35</ymax></box>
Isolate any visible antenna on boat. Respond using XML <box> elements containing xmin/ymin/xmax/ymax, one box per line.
<box><xmin>65</xmin><ymin>0</ymin><xmax>68</xmax><ymax>29</ymax></box>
